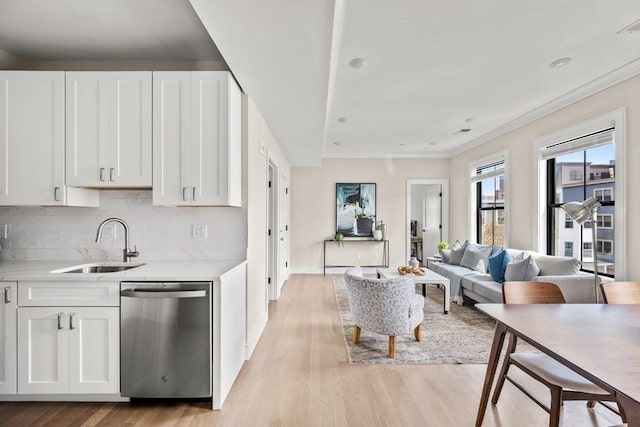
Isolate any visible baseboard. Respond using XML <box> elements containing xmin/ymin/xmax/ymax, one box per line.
<box><xmin>245</xmin><ymin>311</ymin><xmax>268</xmax><ymax>360</ymax></box>
<box><xmin>0</xmin><ymin>394</ymin><xmax>129</xmax><ymax>402</ymax></box>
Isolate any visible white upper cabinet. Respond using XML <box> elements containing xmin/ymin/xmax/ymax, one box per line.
<box><xmin>66</xmin><ymin>72</ymin><xmax>152</xmax><ymax>188</ymax></box>
<box><xmin>0</xmin><ymin>71</ymin><xmax>98</xmax><ymax>207</ymax></box>
<box><xmin>153</xmin><ymin>71</ymin><xmax>242</xmax><ymax>206</ymax></box>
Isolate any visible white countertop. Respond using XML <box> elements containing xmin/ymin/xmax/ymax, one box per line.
<box><xmin>0</xmin><ymin>260</ymin><xmax>246</xmax><ymax>282</ymax></box>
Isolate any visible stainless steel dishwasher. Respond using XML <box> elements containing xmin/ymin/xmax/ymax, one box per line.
<box><xmin>120</xmin><ymin>282</ymin><xmax>212</xmax><ymax>398</ymax></box>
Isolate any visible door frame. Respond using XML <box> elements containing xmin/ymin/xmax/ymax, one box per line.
<box><xmin>267</xmin><ymin>159</ymin><xmax>279</xmax><ymax>301</ymax></box>
<box><xmin>406</xmin><ymin>179</ymin><xmax>449</xmax><ymax>264</ymax></box>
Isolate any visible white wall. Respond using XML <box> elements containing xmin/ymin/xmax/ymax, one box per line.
<box><xmin>290</xmin><ymin>158</ymin><xmax>449</xmax><ymax>272</ymax></box>
<box><xmin>449</xmin><ymin>73</ymin><xmax>640</xmax><ymax>280</ymax></box>
<box><xmin>0</xmin><ymin>190</ymin><xmax>246</xmax><ymax>262</ymax></box>
<box><xmin>245</xmin><ymin>96</ymin><xmax>290</xmax><ymax>354</ymax></box>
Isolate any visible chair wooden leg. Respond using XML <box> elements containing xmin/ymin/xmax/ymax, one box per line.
<box><xmin>388</xmin><ymin>336</ymin><xmax>395</xmax><ymax>358</ymax></box>
<box><xmin>353</xmin><ymin>326</ymin><xmax>361</xmax><ymax>344</ymax></box>
<box><xmin>414</xmin><ymin>324</ymin><xmax>421</xmax><ymax>341</ymax></box>
<box><xmin>492</xmin><ymin>333</ymin><xmax>518</xmax><ymax>404</ymax></box>
<box><xmin>586</xmin><ymin>400</ymin><xmax>595</xmax><ymax>408</ymax></box>
<box><xmin>549</xmin><ymin>386</ymin><xmax>562</xmax><ymax>427</ymax></box>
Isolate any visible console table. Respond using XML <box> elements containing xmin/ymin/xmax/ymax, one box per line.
<box><xmin>323</xmin><ymin>239</ymin><xmax>389</xmax><ymax>276</ymax></box>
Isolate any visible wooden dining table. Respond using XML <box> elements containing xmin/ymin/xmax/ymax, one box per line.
<box><xmin>475</xmin><ymin>304</ymin><xmax>640</xmax><ymax>426</ymax></box>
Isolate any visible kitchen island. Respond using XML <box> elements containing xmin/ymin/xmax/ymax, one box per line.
<box><xmin>0</xmin><ymin>259</ymin><xmax>247</xmax><ymax>410</ymax></box>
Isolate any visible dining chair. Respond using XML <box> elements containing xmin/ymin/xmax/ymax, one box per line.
<box><xmin>492</xmin><ymin>281</ymin><xmax>624</xmax><ymax>427</ymax></box>
<box><xmin>601</xmin><ymin>281</ymin><xmax>640</xmax><ymax>304</ymax></box>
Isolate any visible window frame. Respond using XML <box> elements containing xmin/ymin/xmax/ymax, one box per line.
<box><xmin>534</xmin><ymin>108</ymin><xmax>627</xmax><ymax>279</ymax></box>
<box><xmin>597</xmin><ymin>239</ymin><xmax>614</xmax><ymax>255</ymax></box>
<box><xmin>469</xmin><ymin>152</ymin><xmax>509</xmax><ymax>245</ymax></box>
<box><xmin>597</xmin><ymin>214</ymin><xmax>614</xmax><ymax>229</ymax></box>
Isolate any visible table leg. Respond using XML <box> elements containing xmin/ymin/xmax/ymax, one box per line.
<box><xmin>616</xmin><ymin>391</ymin><xmax>640</xmax><ymax>425</ymax></box>
<box><xmin>422</xmin><ymin>283</ymin><xmax>426</xmax><ymax>297</ymax></box>
<box><xmin>475</xmin><ymin>321</ymin><xmax>508</xmax><ymax>427</ymax></box>
<box><xmin>443</xmin><ymin>281</ymin><xmax>450</xmax><ymax>314</ymax></box>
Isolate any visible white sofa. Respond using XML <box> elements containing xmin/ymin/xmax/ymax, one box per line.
<box><xmin>430</xmin><ymin>246</ymin><xmax>598</xmax><ymax>304</ymax></box>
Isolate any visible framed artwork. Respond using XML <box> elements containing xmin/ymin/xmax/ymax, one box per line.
<box><xmin>336</xmin><ymin>183</ymin><xmax>376</xmax><ymax>238</ymax></box>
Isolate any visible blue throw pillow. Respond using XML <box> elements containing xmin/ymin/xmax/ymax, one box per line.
<box><xmin>488</xmin><ymin>248</ymin><xmax>511</xmax><ymax>283</ymax></box>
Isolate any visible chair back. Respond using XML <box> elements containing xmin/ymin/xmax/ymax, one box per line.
<box><xmin>601</xmin><ymin>282</ymin><xmax>640</xmax><ymax>304</ymax></box>
<box><xmin>502</xmin><ymin>281</ymin><xmax>566</xmax><ymax>304</ymax></box>
<box><xmin>344</xmin><ymin>273</ymin><xmax>415</xmax><ymax>336</ymax></box>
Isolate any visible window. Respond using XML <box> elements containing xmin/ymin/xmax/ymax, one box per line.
<box><xmin>597</xmin><ymin>240</ymin><xmax>613</xmax><ymax>255</ymax></box>
<box><xmin>594</xmin><ymin>188</ymin><xmax>613</xmax><ymax>202</ymax></box>
<box><xmin>541</xmin><ymin>127</ymin><xmax>616</xmax><ymax>277</ymax></box>
<box><xmin>597</xmin><ymin>214</ymin><xmax>613</xmax><ymax>229</ymax></box>
<box><xmin>472</xmin><ymin>159</ymin><xmax>505</xmax><ymax>245</ymax></box>
<box><xmin>564</xmin><ymin>214</ymin><xmax>573</xmax><ymax>228</ymax></box>
<box><xmin>564</xmin><ymin>241</ymin><xmax>573</xmax><ymax>257</ymax></box>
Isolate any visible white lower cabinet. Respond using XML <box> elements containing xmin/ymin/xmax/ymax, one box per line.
<box><xmin>17</xmin><ymin>307</ymin><xmax>119</xmax><ymax>394</ymax></box>
<box><xmin>0</xmin><ymin>283</ymin><xmax>17</xmax><ymax>394</ymax></box>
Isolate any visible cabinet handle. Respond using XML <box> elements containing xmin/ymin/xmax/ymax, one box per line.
<box><xmin>192</xmin><ymin>187</ymin><xmax>197</xmax><ymax>201</ymax></box>
<box><xmin>69</xmin><ymin>313</ymin><xmax>76</xmax><ymax>330</ymax></box>
<box><xmin>57</xmin><ymin>313</ymin><xmax>64</xmax><ymax>330</ymax></box>
<box><xmin>182</xmin><ymin>187</ymin><xmax>188</xmax><ymax>201</ymax></box>
<box><xmin>99</xmin><ymin>168</ymin><xmax>105</xmax><ymax>182</ymax></box>
<box><xmin>109</xmin><ymin>167</ymin><xmax>115</xmax><ymax>182</ymax></box>
<box><xmin>4</xmin><ymin>287</ymin><xmax>11</xmax><ymax>304</ymax></box>
<box><xmin>54</xmin><ymin>187</ymin><xmax>61</xmax><ymax>202</ymax></box>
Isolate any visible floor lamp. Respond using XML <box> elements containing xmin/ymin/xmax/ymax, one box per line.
<box><xmin>561</xmin><ymin>197</ymin><xmax>602</xmax><ymax>303</ymax></box>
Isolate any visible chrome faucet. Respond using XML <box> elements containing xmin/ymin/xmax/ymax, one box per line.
<box><xmin>95</xmin><ymin>218</ymin><xmax>139</xmax><ymax>263</ymax></box>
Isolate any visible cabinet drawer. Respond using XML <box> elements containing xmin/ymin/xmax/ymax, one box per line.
<box><xmin>18</xmin><ymin>282</ymin><xmax>119</xmax><ymax>306</ymax></box>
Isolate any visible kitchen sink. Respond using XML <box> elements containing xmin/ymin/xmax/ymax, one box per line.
<box><xmin>50</xmin><ymin>263</ymin><xmax>146</xmax><ymax>274</ymax></box>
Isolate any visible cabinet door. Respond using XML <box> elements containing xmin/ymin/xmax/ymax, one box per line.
<box><xmin>68</xmin><ymin>308</ymin><xmax>119</xmax><ymax>394</ymax></box>
<box><xmin>0</xmin><ymin>71</ymin><xmax>65</xmax><ymax>206</ymax></box>
<box><xmin>65</xmin><ymin>72</ymin><xmax>109</xmax><ymax>187</ymax></box>
<box><xmin>190</xmin><ymin>72</ymin><xmax>242</xmax><ymax>206</ymax></box>
<box><xmin>0</xmin><ymin>283</ymin><xmax>16</xmax><ymax>394</ymax></box>
<box><xmin>18</xmin><ymin>307</ymin><xmax>69</xmax><ymax>394</ymax></box>
<box><xmin>107</xmin><ymin>72</ymin><xmax>152</xmax><ymax>187</ymax></box>
<box><xmin>153</xmin><ymin>72</ymin><xmax>191</xmax><ymax>205</ymax></box>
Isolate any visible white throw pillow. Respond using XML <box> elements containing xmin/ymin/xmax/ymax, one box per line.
<box><xmin>504</xmin><ymin>255</ymin><xmax>540</xmax><ymax>281</ymax></box>
<box><xmin>448</xmin><ymin>240</ymin><xmax>468</xmax><ymax>265</ymax></box>
<box><xmin>529</xmin><ymin>254</ymin><xmax>581</xmax><ymax>276</ymax></box>
<box><xmin>460</xmin><ymin>244</ymin><xmax>493</xmax><ymax>273</ymax></box>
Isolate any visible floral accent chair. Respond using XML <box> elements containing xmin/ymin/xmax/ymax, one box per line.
<box><xmin>344</xmin><ymin>268</ymin><xmax>425</xmax><ymax>358</ymax></box>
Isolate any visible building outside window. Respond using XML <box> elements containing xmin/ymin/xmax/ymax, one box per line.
<box><xmin>564</xmin><ymin>241</ymin><xmax>573</xmax><ymax>257</ymax></box>
<box><xmin>564</xmin><ymin>214</ymin><xmax>573</xmax><ymax>228</ymax></box>
<box><xmin>597</xmin><ymin>214</ymin><xmax>613</xmax><ymax>229</ymax></box>
<box><xmin>597</xmin><ymin>240</ymin><xmax>613</xmax><ymax>255</ymax></box>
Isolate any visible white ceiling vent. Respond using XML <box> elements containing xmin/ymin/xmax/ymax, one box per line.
<box><xmin>618</xmin><ymin>18</ymin><xmax>640</xmax><ymax>33</ymax></box>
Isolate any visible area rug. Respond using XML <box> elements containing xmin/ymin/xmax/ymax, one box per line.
<box><xmin>333</xmin><ymin>276</ymin><xmax>501</xmax><ymax>365</ymax></box>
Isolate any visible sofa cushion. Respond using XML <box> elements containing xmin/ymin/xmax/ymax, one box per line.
<box><xmin>441</xmin><ymin>249</ymin><xmax>451</xmax><ymax>263</ymax></box>
<box><xmin>530</xmin><ymin>254</ymin><xmax>581</xmax><ymax>276</ymax></box>
<box><xmin>449</xmin><ymin>240</ymin><xmax>469</xmax><ymax>265</ymax></box>
<box><xmin>505</xmin><ymin>255</ymin><xmax>540</xmax><ymax>281</ymax></box>
<box><xmin>461</xmin><ymin>274</ymin><xmax>503</xmax><ymax>303</ymax></box>
<box><xmin>488</xmin><ymin>248</ymin><xmax>512</xmax><ymax>283</ymax></box>
<box><xmin>460</xmin><ymin>244</ymin><xmax>493</xmax><ymax>272</ymax></box>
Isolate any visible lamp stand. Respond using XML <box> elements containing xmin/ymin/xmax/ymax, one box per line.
<box><xmin>591</xmin><ymin>211</ymin><xmax>600</xmax><ymax>303</ymax></box>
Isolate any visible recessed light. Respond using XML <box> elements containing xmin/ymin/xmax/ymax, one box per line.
<box><xmin>429</xmin><ymin>141</ymin><xmax>439</xmax><ymax>146</ymax></box>
<box><xmin>332</xmin><ymin>141</ymin><xmax>341</xmax><ymax>146</ymax></box>
<box><xmin>549</xmin><ymin>58</ymin><xmax>572</xmax><ymax>69</ymax></box>
<box><xmin>454</xmin><ymin>128</ymin><xmax>472</xmax><ymax>135</ymax></box>
<box><xmin>337</xmin><ymin>117</ymin><xmax>348</xmax><ymax>123</ymax></box>
<box><xmin>465</xmin><ymin>117</ymin><xmax>477</xmax><ymax>123</ymax></box>
<box><xmin>349</xmin><ymin>58</ymin><xmax>366</xmax><ymax>69</ymax></box>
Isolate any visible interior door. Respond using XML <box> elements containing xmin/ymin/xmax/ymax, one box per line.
<box><xmin>279</xmin><ymin>172</ymin><xmax>289</xmax><ymax>290</ymax></box>
<box><xmin>423</xmin><ymin>185</ymin><xmax>442</xmax><ymax>260</ymax></box>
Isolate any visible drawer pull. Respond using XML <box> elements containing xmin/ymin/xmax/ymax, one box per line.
<box><xmin>54</xmin><ymin>187</ymin><xmax>61</xmax><ymax>202</ymax></box>
<box><xmin>192</xmin><ymin>187</ymin><xmax>197</xmax><ymax>201</ymax></box>
<box><xmin>109</xmin><ymin>167</ymin><xmax>115</xmax><ymax>182</ymax></box>
<box><xmin>69</xmin><ymin>313</ymin><xmax>76</xmax><ymax>330</ymax></box>
<box><xmin>99</xmin><ymin>168</ymin><xmax>105</xmax><ymax>182</ymax></box>
<box><xmin>4</xmin><ymin>287</ymin><xmax>10</xmax><ymax>304</ymax></box>
<box><xmin>57</xmin><ymin>313</ymin><xmax>64</xmax><ymax>330</ymax></box>
<box><xmin>182</xmin><ymin>187</ymin><xmax>188</xmax><ymax>201</ymax></box>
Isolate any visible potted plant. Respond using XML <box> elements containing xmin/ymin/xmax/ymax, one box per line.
<box><xmin>334</xmin><ymin>232</ymin><xmax>344</xmax><ymax>248</ymax></box>
<box><xmin>437</xmin><ymin>241</ymin><xmax>449</xmax><ymax>257</ymax></box>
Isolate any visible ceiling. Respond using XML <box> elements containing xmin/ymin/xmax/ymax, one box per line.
<box><xmin>2</xmin><ymin>1</ymin><xmax>640</xmax><ymax>166</ymax></box>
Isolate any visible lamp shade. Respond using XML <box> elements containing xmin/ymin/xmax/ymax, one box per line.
<box><xmin>561</xmin><ymin>197</ymin><xmax>601</xmax><ymax>225</ymax></box>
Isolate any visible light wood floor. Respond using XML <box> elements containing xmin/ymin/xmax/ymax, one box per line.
<box><xmin>0</xmin><ymin>274</ymin><xmax>624</xmax><ymax>426</ymax></box>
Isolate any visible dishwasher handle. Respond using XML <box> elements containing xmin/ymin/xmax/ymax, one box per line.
<box><xmin>121</xmin><ymin>289</ymin><xmax>208</xmax><ymax>299</ymax></box>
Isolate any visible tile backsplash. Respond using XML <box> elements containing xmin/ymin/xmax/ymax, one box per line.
<box><xmin>0</xmin><ymin>190</ymin><xmax>247</xmax><ymax>262</ymax></box>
